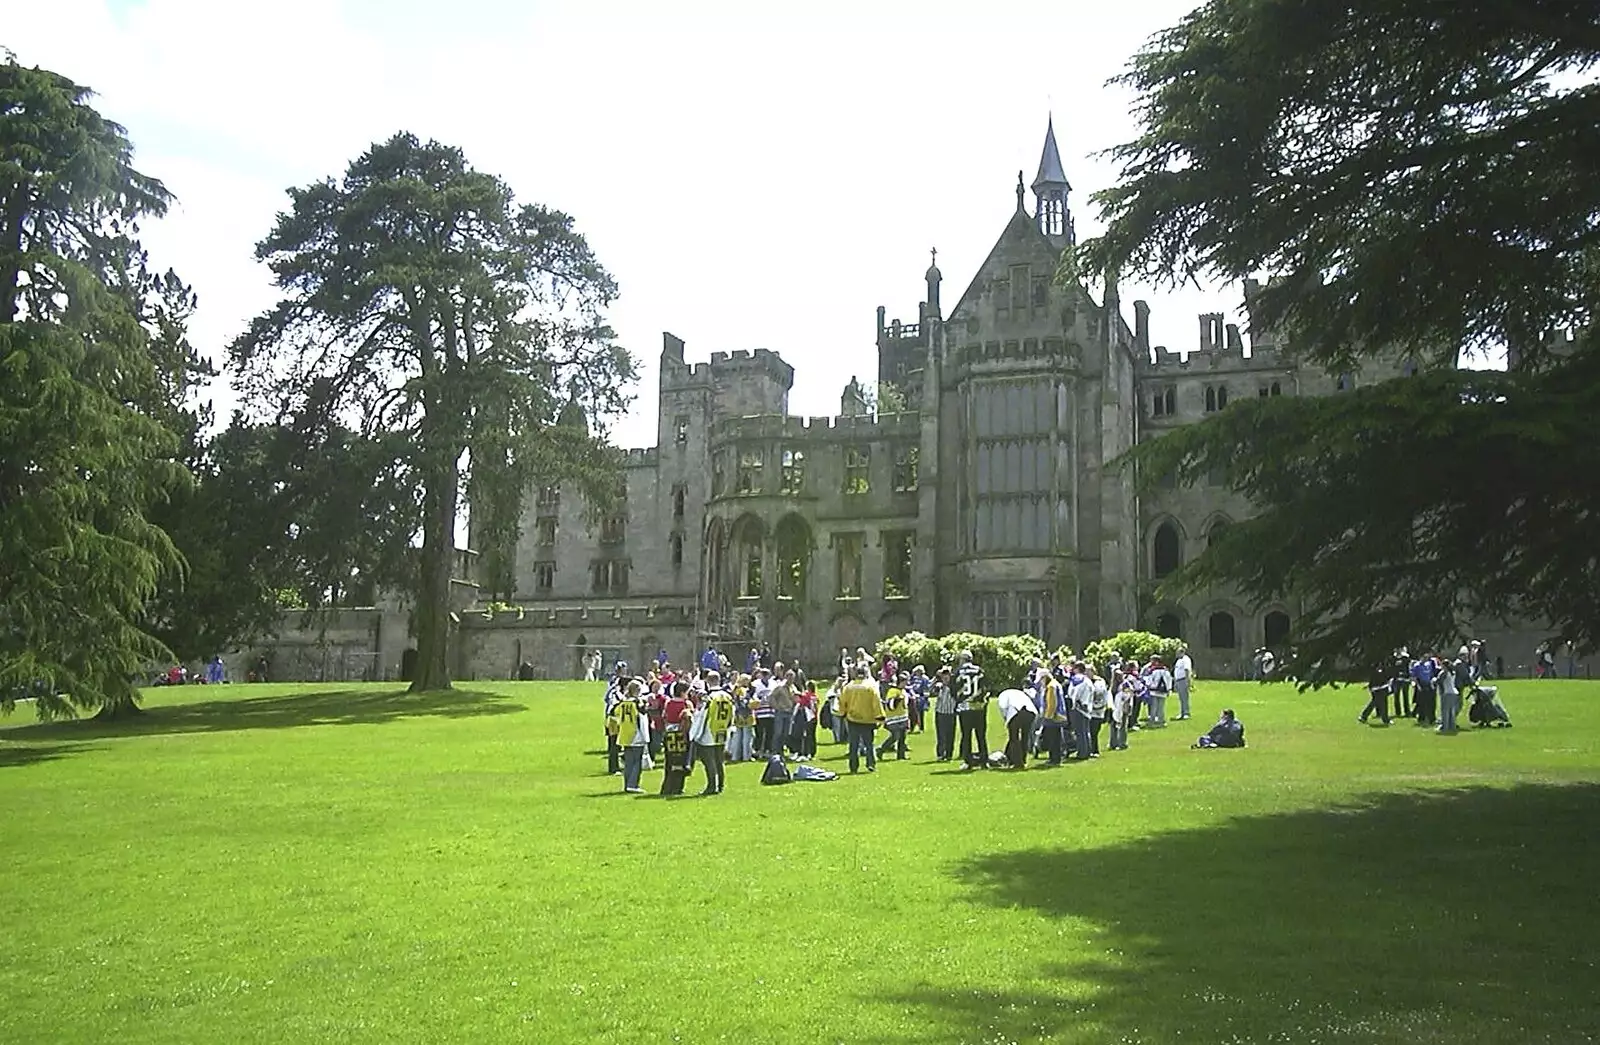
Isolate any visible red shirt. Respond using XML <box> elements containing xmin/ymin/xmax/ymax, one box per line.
<box><xmin>663</xmin><ymin>695</ymin><xmax>692</xmax><ymax>726</ymax></box>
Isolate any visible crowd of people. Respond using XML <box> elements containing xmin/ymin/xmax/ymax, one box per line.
<box><xmin>1362</xmin><ymin>641</ymin><xmax>1511</xmax><ymax>731</ymax></box>
<box><xmin>600</xmin><ymin>644</ymin><xmax>1244</xmax><ymax>795</ymax></box>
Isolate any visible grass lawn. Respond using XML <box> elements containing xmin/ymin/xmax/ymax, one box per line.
<box><xmin>2</xmin><ymin>678</ymin><xmax>1597</xmax><ymax>1044</ymax></box>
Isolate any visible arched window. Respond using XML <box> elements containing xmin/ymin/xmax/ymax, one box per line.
<box><xmin>1263</xmin><ymin>610</ymin><xmax>1291</xmax><ymax>649</ymax></box>
<box><xmin>1153</xmin><ymin>522</ymin><xmax>1181</xmax><ymax>578</ymax></box>
<box><xmin>669</xmin><ymin>533</ymin><xmax>684</xmax><ymax>569</ymax></box>
<box><xmin>730</xmin><ymin>515</ymin><xmax>765</xmax><ymax>598</ymax></box>
<box><xmin>774</xmin><ymin>515</ymin><xmax>811</xmax><ymax>600</ymax></box>
<box><xmin>1270</xmin><ymin>381</ymin><xmax>1281</xmax><ymax>396</ymax></box>
<box><xmin>1204</xmin><ymin>386</ymin><xmax>1217</xmax><ymax>412</ymax></box>
<box><xmin>1155</xmin><ymin>612</ymin><xmax>1182</xmax><ymax>640</ymax></box>
<box><xmin>1207</xmin><ymin>519</ymin><xmax>1229</xmax><ymax>550</ymax></box>
<box><xmin>1208</xmin><ymin>611</ymin><xmax>1238</xmax><ymax>649</ymax></box>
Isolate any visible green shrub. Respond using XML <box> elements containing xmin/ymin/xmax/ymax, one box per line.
<box><xmin>874</xmin><ymin>631</ymin><xmax>1047</xmax><ymax>690</ymax></box>
<box><xmin>1081</xmin><ymin>630</ymin><xmax>1184</xmax><ymax>673</ymax></box>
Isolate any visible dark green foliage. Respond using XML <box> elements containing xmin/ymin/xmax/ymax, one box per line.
<box><xmin>1132</xmin><ymin>352</ymin><xmax>1600</xmax><ymax>681</ymax></box>
<box><xmin>233</xmin><ymin>134</ymin><xmax>634</xmax><ymax>692</ymax></box>
<box><xmin>0</xmin><ymin>60</ymin><xmax>188</xmax><ymax>718</ymax></box>
<box><xmin>874</xmin><ymin>631</ymin><xmax>1047</xmax><ymax>690</ymax></box>
<box><xmin>1083</xmin><ymin>0</ymin><xmax>1600</xmax><ymax>369</ymax></box>
<box><xmin>1080</xmin><ymin>1</ymin><xmax>1600</xmax><ymax>683</ymax></box>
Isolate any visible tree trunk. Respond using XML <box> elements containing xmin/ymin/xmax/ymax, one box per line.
<box><xmin>93</xmin><ymin>688</ymin><xmax>145</xmax><ymax>721</ymax></box>
<box><xmin>410</xmin><ymin>446</ymin><xmax>459</xmax><ymax>693</ymax></box>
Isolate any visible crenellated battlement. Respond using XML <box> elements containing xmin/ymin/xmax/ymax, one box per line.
<box><xmin>1135</xmin><ymin>308</ymin><xmax>1282</xmax><ymax>375</ymax></box>
<box><xmin>622</xmin><ymin>447</ymin><xmax>659</xmax><ymax>468</ymax></box>
<box><xmin>708</xmin><ymin>410</ymin><xmax>921</xmax><ymax>445</ymax></box>
<box><xmin>659</xmin><ymin>342</ymin><xmax>796</xmax><ymax>391</ymax></box>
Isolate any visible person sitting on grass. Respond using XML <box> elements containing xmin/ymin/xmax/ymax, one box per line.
<box><xmin>1193</xmin><ymin>708</ymin><xmax>1246</xmax><ymax>749</ymax></box>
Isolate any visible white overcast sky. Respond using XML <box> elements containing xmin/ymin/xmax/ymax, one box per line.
<box><xmin>4</xmin><ymin>0</ymin><xmax>1235</xmax><ymax>448</ymax></box>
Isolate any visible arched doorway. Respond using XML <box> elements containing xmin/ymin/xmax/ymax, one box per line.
<box><xmin>1207</xmin><ymin>611</ymin><xmax>1238</xmax><ymax>649</ymax></box>
<box><xmin>1263</xmin><ymin>610</ymin><xmax>1291</xmax><ymax>650</ymax></box>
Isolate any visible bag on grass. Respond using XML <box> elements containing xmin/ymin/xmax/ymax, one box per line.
<box><xmin>760</xmin><ymin>754</ymin><xmax>792</xmax><ymax>785</ymax></box>
<box><xmin>793</xmin><ymin>764</ymin><xmax>837</xmax><ymax>782</ymax></box>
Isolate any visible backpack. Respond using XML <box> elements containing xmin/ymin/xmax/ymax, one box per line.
<box><xmin>760</xmin><ymin>754</ymin><xmax>792</xmax><ymax>785</ymax></box>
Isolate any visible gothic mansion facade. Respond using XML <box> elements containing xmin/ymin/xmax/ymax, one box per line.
<box><xmin>454</xmin><ymin>120</ymin><xmax>1371</xmax><ymax>681</ymax></box>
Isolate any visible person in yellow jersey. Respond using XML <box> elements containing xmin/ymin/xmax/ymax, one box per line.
<box><xmin>877</xmin><ymin>671</ymin><xmax>912</xmax><ymax>760</ymax></box>
<box><xmin>698</xmin><ymin>672</ymin><xmax>735</xmax><ymax>795</ymax></box>
<box><xmin>838</xmin><ymin>665</ymin><xmax>885</xmax><ymax>774</ymax></box>
<box><xmin>1040</xmin><ymin>665</ymin><xmax>1071</xmax><ymax>765</ymax></box>
<box><xmin>616</xmin><ymin>679</ymin><xmax>650</xmax><ymax>794</ymax></box>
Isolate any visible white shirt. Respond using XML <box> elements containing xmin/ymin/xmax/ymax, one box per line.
<box><xmin>996</xmin><ymin>688</ymin><xmax>1034</xmax><ymax>722</ymax></box>
<box><xmin>1068</xmin><ymin>677</ymin><xmax>1094</xmax><ymax>712</ymax></box>
<box><xmin>1173</xmin><ymin>654</ymin><xmax>1193</xmax><ymax>681</ymax></box>
<box><xmin>1089</xmin><ymin>678</ymin><xmax>1111</xmax><ymax>715</ymax></box>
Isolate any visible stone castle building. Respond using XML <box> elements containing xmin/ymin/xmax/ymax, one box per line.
<box><xmin>450</xmin><ymin>118</ymin><xmax>1370</xmax><ymax>681</ymax></box>
<box><xmin>257</xmin><ymin>120</ymin><xmax>1579</xmax><ymax>683</ymax></box>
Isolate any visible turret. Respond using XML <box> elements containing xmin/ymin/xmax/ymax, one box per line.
<box><xmin>1032</xmin><ymin>115</ymin><xmax>1074</xmax><ymax>245</ymax></box>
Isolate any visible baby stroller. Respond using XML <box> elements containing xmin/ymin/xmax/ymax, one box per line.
<box><xmin>1466</xmin><ymin>683</ymin><xmax>1512</xmax><ymax>728</ymax></box>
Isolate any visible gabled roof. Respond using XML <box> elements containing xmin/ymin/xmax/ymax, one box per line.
<box><xmin>1031</xmin><ymin>115</ymin><xmax>1070</xmax><ymax>192</ymax></box>
<box><xmin>947</xmin><ymin>205</ymin><xmax>1065</xmax><ymax>322</ymax></box>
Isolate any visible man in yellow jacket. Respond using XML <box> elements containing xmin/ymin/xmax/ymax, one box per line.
<box><xmin>838</xmin><ymin>665</ymin><xmax>885</xmax><ymax>774</ymax></box>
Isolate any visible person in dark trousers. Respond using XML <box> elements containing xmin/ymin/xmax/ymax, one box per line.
<box><xmin>932</xmin><ymin>666</ymin><xmax>958</xmax><ymax>761</ymax></box>
<box><xmin>954</xmin><ymin>651</ymin><xmax>990</xmax><ymax>770</ymax></box>
<box><xmin>1391</xmin><ymin>649</ymin><xmax>1413</xmax><ymax>718</ymax></box>
<box><xmin>1359</xmin><ymin>665</ymin><xmax>1392</xmax><ymax>725</ymax></box>
<box><xmin>603</xmin><ymin>664</ymin><xmax>629</xmax><ymax>774</ymax></box>
<box><xmin>877</xmin><ymin>675</ymin><xmax>912</xmax><ymax>760</ymax></box>
<box><xmin>997</xmin><ymin>686</ymin><xmax>1036</xmax><ymax>769</ymax></box>
<box><xmin>1040</xmin><ymin>669</ymin><xmax>1070</xmax><ymax>765</ymax></box>
<box><xmin>838</xmin><ymin>666</ymin><xmax>884</xmax><ymax>774</ymax></box>
<box><xmin>699</xmin><ymin>674</ymin><xmax>734</xmax><ymax>795</ymax></box>
<box><xmin>1410</xmin><ymin>653</ymin><xmax>1439</xmax><ymax>725</ymax></box>
<box><xmin>1193</xmin><ymin>708</ymin><xmax>1246</xmax><ymax>748</ymax></box>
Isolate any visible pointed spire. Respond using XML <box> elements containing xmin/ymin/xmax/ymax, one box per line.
<box><xmin>1015</xmin><ymin>170</ymin><xmax>1027</xmax><ymax>212</ymax></box>
<box><xmin>1032</xmin><ymin>114</ymin><xmax>1070</xmax><ymax>192</ymax></box>
<box><xmin>1032</xmin><ymin>115</ymin><xmax>1074</xmax><ymax>243</ymax></box>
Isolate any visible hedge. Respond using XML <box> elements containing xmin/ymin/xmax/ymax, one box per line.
<box><xmin>873</xmin><ymin>632</ymin><xmax>1064</xmax><ymax>691</ymax></box>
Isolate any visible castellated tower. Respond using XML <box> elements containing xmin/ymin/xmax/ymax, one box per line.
<box><xmin>920</xmin><ymin>117</ymin><xmax>1140</xmax><ymax>646</ymax></box>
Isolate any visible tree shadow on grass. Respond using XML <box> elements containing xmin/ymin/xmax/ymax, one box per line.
<box><xmin>886</xmin><ymin>785</ymin><xmax>1600</xmax><ymax>1045</ymax></box>
<box><xmin>0</xmin><ymin>741</ymin><xmax>90</xmax><ymax>768</ymax></box>
<box><xmin>3</xmin><ymin>687</ymin><xmax>525</xmax><ymax>745</ymax></box>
